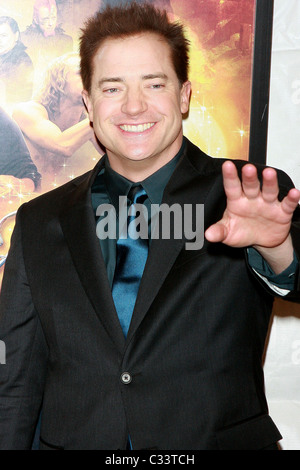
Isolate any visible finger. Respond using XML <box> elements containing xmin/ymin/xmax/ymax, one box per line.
<box><xmin>241</xmin><ymin>164</ymin><xmax>260</xmax><ymax>199</ymax></box>
<box><xmin>222</xmin><ymin>161</ymin><xmax>242</xmax><ymax>201</ymax></box>
<box><xmin>261</xmin><ymin>167</ymin><xmax>279</xmax><ymax>202</ymax></box>
<box><xmin>205</xmin><ymin>222</ymin><xmax>228</xmax><ymax>243</ymax></box>
<box><xmin>281</xmin><ymin>188</ymin><xmax>300</xmax><ymax>214</ymax></box>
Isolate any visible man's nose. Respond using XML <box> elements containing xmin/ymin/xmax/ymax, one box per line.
<box><xmin>121</xmin><ymin>88</ymin><xmax>147</xmax><ymax>115</ymax></box>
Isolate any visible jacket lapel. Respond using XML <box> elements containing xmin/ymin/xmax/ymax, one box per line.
<box><xmin>59</xmin><ymin>158</ymin><xmax>126</xmax><ymax>353</ymax></box>
<box><xmin>126</xmin><ymin>139</ymin><xmax>223</xmax><ymax>342</ymax></box>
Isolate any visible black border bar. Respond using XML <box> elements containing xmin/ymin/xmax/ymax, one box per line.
<box><xmin>249</xmin><ymin>0</ymin><xmax>274</xmax><ymax>164</ymax></box>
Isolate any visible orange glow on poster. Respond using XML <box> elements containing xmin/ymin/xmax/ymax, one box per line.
<box><xmin>0</xmin><ymin>0</ymin><xmax>256</xmax><ymax>284</ymax></box>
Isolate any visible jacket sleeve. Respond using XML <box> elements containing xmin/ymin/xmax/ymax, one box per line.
<box><xmin>287</xmin><ymin>206</ymin><xmax>300</xmax><ymax>301</ymax></box>
<box><xmin>270</xmin><ymin>171</ymin><xmax>300</xmax><ymax>301</ymax></box>
<box><xmin>0</xmin><ymin>206</ymin><xmax>48</xmax><ymax>449</ymax></box>
<box><xmin>246</xmin><ymin>196</ymin><xmax>300</xmax><ymax>303</ymax></box>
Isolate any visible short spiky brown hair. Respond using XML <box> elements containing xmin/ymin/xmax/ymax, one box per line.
<box><xmin>79</xmin><ymin>1</ymin><xmax>190</xmax><ymax>93</ymax></box>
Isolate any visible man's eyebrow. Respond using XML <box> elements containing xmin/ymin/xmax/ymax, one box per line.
<box><xmin>97</xmin><ymin>73</ymin><xmax>168</xmax><ymax>87</ymax></box>
<box><xmin>97</xmin><ymin>77</ymin><xmax>125</xmax><ymax>86</ymax></box>
<box><xmin>142</xmin><ymin>73</ymin><xmax>168</xmax><ymax>81</ymax></box>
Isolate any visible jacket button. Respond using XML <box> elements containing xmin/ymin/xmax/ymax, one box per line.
<box><xmin>121</xmin><ymin>372</ymin><xmax>132</xmax><ymax>384</ymax></box>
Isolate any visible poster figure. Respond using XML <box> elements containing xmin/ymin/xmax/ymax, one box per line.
<box><xmin>0</xmin><ymin>106</ymin><xmax>41</xmax><ymax>271</ymax></box>
<box><xmin>13</xmin><ymin>52</ymin><xmax>103</xmax><ymax>191</ymax></box>
<box><xmin>21</xmin><ymin>0</ymin><xmax>73</xmax><ymax>88</ymax></box>
<box><xmin>100</xmin><ymin>0</ymin><xmax>173</xmax><ymax>12</ymax></box>
<box><xmin>0</xmin><ymin>16</ymin><xmax>34</xmax><ymax>109</ymax></box>
<box><xmin>0</xmin><ymin>106</ymin><xmax>41</xmax><ymax>192</ymax></box>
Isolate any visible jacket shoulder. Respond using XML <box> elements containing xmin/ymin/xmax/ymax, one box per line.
<box><xmin>19</xmin><ymin>167</ymin><xmax>95</xmax><ymax>219</ymax></box>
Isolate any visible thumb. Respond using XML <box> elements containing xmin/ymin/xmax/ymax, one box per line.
<box><xmin>205</xmin><ymin>222</ymin><xmax>228</xmax><ymax>243</ymax></box>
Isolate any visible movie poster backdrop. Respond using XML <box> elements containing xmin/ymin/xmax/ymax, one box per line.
<box><xmin>0</xmin><ymin>0</ymin><xmax>256</xmax><ymax>281</ymax></box>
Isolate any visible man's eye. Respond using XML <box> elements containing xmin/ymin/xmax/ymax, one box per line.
<box><xmin>151</xmin><ymin>84</ymin><xmax>164</xmax><ymax>89</ymax></box>
<box><xmin>104</xmin><ymin>88</ymin><xmax>119</xmax><ymax>93</ymax></box>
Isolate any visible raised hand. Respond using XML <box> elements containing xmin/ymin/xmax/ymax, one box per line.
<box><xmin>205</xmin><ymin>161</ymin><xmax>300</xmax><ymax>273</ymax></box>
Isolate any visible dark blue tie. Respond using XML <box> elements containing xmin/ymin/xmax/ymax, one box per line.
<box><xmin>112</xmin><ymin>185</ymin><xmax>148</xmax><ymax>337</ymax></box>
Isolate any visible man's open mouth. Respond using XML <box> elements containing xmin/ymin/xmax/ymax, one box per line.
<box><xmin>119</xmin><ymin>123</ymin><xmax>155</xmax><ymax>133</ymax></box>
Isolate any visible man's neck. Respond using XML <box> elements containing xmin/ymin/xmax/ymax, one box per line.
<box><xmin>107</xmin><ymin>140</ymin><xmax>184</xmax><ymax>183</ymax></box>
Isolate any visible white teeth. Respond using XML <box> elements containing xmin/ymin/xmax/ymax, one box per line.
<box><xmin>120</xmin><ymin>123</ymin><xmax>154</xmax><ymax>132</ymax></box>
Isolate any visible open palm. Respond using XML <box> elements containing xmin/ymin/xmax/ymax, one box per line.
<box><xmin>205</xmin><ymin>161</ymin><xmax>300</xmax><ymax>249</ymax></box>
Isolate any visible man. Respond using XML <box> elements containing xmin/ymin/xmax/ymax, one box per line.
<box><xmin>13</xmin><ymin>52</ymin><xmax>102</xmax><ymax>190</ymax></box>
<box><xmin>0</xmin><ymin>2</ymin><xmax>299</xmax><ymax>450</ymax></box>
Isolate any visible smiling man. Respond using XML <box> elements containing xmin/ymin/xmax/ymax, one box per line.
<box><xmin>0</xmin><ymin>2</ymin><xmax>300</xmax><ymax>450</ymax></box>
<box><xmin>82</xmin><ymin>33</ymin><xmax>190</xmax><ymax>181</ymax></box>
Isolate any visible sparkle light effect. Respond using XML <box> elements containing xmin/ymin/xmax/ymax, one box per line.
<box><xmin>172</xmin><ymin>0</ymin><xmax>255</xmax><ymax>160</ymax></box>
<box><xmin>183</xmin><ymin>92</ymin><xmax>228</xmax><ymax>158</ymax></box>
<box><xmin>0</xmin><ymin>178</ymin><xmax>33</xmax><ymax>205</ymax></box>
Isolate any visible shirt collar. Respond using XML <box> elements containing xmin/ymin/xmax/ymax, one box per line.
<box><xmin>104</xmin><ymin>138</ymin><xmax>185</xmax><ymax>207</ymax></box>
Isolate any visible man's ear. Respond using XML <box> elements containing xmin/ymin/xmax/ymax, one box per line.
<box><xmin>82</xmin><ymin>90</ymin><xmax>93</xmax><ymax>121</ymax></box>
<box><xmin>180</xmin><ymin>81</ymin><xmax>191</xmax><ymax>114</ymax></box>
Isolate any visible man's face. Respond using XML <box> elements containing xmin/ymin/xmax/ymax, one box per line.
<box><xmin>37</xmin><ymin>5</ymin><xmax>57</xmax><ymax>36</ymax></box>
<box><xmin>0</xmin><ymin>24</ymin><xmax>18</xmax><ymax>56</ymax></box>
<box><xmin>83</xmin><ymin>33</ymin><xmax>191</xmax><ymax>177</ymax></box>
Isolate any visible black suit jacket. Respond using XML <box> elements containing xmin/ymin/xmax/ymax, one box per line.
<box><xmin>0</xmin><ymin>138</ymin><xmax>299</xmax><ymax>450</ymax></box>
